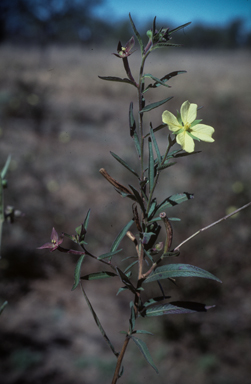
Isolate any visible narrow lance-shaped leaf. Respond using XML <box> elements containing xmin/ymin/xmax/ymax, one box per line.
<box><xmin>144</xmin><ymin>264</ymin><xmax>222</xmax><ymax>284</ymax></box>
<box><xmin>72</xmin><ymin>254</ymin><xmax>86</xmax><ymax>290</ymax></box>
<box><xmin>129</xmin><ymin>103</ymin><xmax>141</xmax><ymax>158</ymax></box>
<box><xmin>129</xmin><ymin>185</ymin><xmax>146</xmax><ymax>215</ymax></box>
<box><xmin>143</xmin><ymin>71</ymin><xmax>186</xmax><ymax>93</ymax></box>
<box><xmin>0</xmin><ymin>175</ymin><xmax>4</xmax><ymax>258</ymax></box>
<box><xmin>157</xmin><ymin>161</ymin><xmax>176</xmax><ymax>171</ymax></box>
<box><xmin>133</xmin><ymin>330</ymin><xmax>154</xmax><ymax>335</ymax></box>
<box><xmin>142</xmin><ymin>296</ymin><xmax>172</xmax><ymax>309</ymax></box>
<box><xmin>155</xmin><ymin>192</ymin><xmax>194</xmax><ymax>215</ymax></box>
<box><xmin>98</xmin><ymin>249</ymin><xmax>122</xmax><ymax>260</ymax></box>
<box><xmin>83</xmin><ymin>209</ymin><xmax>91</xmax><ymax>231</ymax></box>
<box><xmin>130</xmin><ymin>336</ymin><xmax>159</xmax><ymax>373</ymax></box>
<box><xmin>129</xmin><ymin>13</ymin><xmax>144</xmax><ymax>55</ymax></box>
<box><xmin>148</xmin><ymin>138</ymin><xmax>154</xmax><ymax>193</ymax></box>
<box><xmin>1</xmin><ymin>155</ymin><xmax>11</xmax><ymax>179</ymax></box>
<box><xmin>152</xmin><ymin>42</ymin><xmax>182</xmax><ymax>49</ymax></box>
<box><xmin>116</xmin><ymin>266</ymin><xmax>137</xmax><ymax>293</ymax></box>
<box><xmin>143</xmin><ymin>74</ymin><xmax>171</xmax><ymax>89</ymax></box>
<box><xmin>150</xmin><ymin>126</ymin><xmax>161</xmax><ymax>164</ymax></box>
<box><xmin>98</xmin><ymin>76</ymin><xmax>136</xmax><ymax>87</ymax></box>
<box><xmin>0</xmin><ymin>301</ymin><xmax>8</xmax><ymax>315</ymax></box>
<box><xmin>144</xmin><ymin>123</ymin><xmax>167</xmax><ymax>137</ymax></box>
<box><xmin>129</xmin><ymin>102</ymin><xmax>136</xmax><ymax>135</ymax></box>
<box><xmin>169</xmin><ymin>22</ymin><xmax>191</xmax><ymax>35</ymax></box>
<box><xmin>129</xmin><ymin>301</ymin><xmax>136</xmax><ymax>333</ymax></box>
<box><xmin>110</xmin><ymin>151</ymin><xmax>139</xmax><ymax>178</ymax></box>
<box><xmin>124</xmin><ymin>260</ymin><xmax>138</xmax><ymax>274</ymax></box>
<box><xmin>144</xmin><ymin>301</ymin><xmax>214</xmax><ymax>317</ymax></box>
<box><xmin>0</xmin><ymin>175</ymin><xmax>4</xmax><ymax>222</ymax></box>
<box><xmin>81</xmin><ymin>271</ymin><xmax>117</xmax><ymax>280</ymax></box>
<box><xmin>81</xmin><ymin>283</ymin><xmax>119</xmax><ymax>357</ymax></box>
<box><xmin>140</xmin><ymin>96</ymin><xmax>173</xmax><ymax>113</ymax></box>
<box><xmin>110</xmin><ymin>219</ymin><xmax>134</xmax><ymax>252</ymax></box>
<box><xmin>147</xmin><ymin>198</ymin><xmax>157</xmax><ymax>220</ymax></box>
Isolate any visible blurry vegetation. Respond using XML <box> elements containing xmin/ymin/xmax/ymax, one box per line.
<box><xmin>0</xmin><ymin>0</ymin><xmax>251</xmax><ymax>48</ymax></box>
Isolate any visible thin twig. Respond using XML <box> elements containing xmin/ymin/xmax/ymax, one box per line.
<box><xmin>174</xmin><ymin>202</ymin><xmax>251</xmax><ymax>251</ymax></box>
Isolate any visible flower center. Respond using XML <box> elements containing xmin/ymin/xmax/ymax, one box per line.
<box><xmin>184</xmin><ymin>122</ymin><xmax>191</xmax><ymax>132</ymax></box>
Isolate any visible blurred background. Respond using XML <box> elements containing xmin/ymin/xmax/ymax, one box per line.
<box><xmin>0</xmin><ymin>1</ymin><xmax>251</xmax><ymax>383</ymax></box>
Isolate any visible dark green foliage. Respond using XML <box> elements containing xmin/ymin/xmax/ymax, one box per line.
<box><xmin>130</xmin><ymin>336</ymin><xmax>159</xmax><ymax>373</ymax></box>
<box><xmin>72</xmin><ymin>254</ymin><xmax>86</xmax><ymax>290</ymax></box>
<box><xmin>81</xmin><ymin>284</ymin><xmax>119</xmax><ymax>357</ymax></box>
<box><xmin>140</xmin><ymin>96</ymin><xmax>173</xmax><ymax>113</ymax></box>
<box><xmin>144</xmin><ymin>264</ymin><xmax>222</xmax><ymax>284</ymax></box>
<box><xmin>98</xmin><ymin>76</ymin><xmax>136</xmax><ymax>87</ymax></box>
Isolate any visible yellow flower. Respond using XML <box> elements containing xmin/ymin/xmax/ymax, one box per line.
<box><xmin>162</xmin><ymin>100</ymin><xmax>215</xmax><ymax>153</ymax></box>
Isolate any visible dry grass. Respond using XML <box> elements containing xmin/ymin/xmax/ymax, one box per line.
<box><xmin>0</xmin><ymin>44</ymin><xmax>251</xmax><ymax>384</ymax></box>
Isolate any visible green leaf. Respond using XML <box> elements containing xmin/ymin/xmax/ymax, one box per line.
<box><xmin>0</xmin><ymin>301</ymin><xmax>8</xmax><ymax>315</ymax></box>
<box><xmin>129</xmin><ymin>185</ymin><xmax>146</xmax><ymax>215</ymax></box>
<box><xmin>133</xmin><ymin>131</ymin><xmax>141</xmax><ymax>158</ymax></box>
<box><xmin>152</xmin><ymin>42</ymin><xmax>182</xmax><ymax>49</ymax></box>
<box><xmin>150</xmin><ymin>126</ymin><xmax>161</xmax><ymax>164</ymax></box>
<box><xmin>110</xmin><ymin>152</ymin><xmax>139</xmax><ymax>178</ymax></box>
<box><xmin>130</xmin><ymin>336</ymin><xmax>159</xmax><ymax>373</ymax></box>
<box><xmin>129</xmin><ymin>13</ymin><xmax>144</xmax><ymax>55</ymax></box>
<box><xmin>110</xmin><ymin>219</ymin><xmax>134</xmax><ymax>252</ymax></box>
<box><xmin>129</xmin><ymin>301</ymin><xmax>136</xmax><ymax>333</ymax></box>
<box><xmin>116</xmin><ymin>267</ymin><xmax>137</xmax><ymax>293</ymax></box>
<box><xmin>144</xmin><ymin>264</ymin><xmax>222</xmax><ymax>284</ymax></box>
<box><xmin>143</xmin><ymin>74</ymin><xmax>171</xmax><ymax>89</ymax></box>
<box><xmin>81</xmin><ymin>284</ymin><xmax>119</xmax><ymax>357</ymax></box>
<box><xmin>124</xmin><ymin>260</ymin><xmax>138</xmax><ymax>274</ymax></box>
<box><xmin>144</xmin><ymin>123</ymin><xmax>167</xmax><ymax>138</ymax></box>
<box><xmin>142</xmin><ymin>296</ymin><xmax>171</xmax><ymax>309</ymax></box>
<box><xmin>129</xmin><ymin>103</ymin><xmax>141</xmax><ymax>157</ymax></box>
<box><xmin>0</xmin><ymin>175</ymin><xmax>4</xmax><ymax>253</ymax></box>
<box><xmin>71</xmin><ymin>254</ymin><xmax>86</xmax><ymax>290</ymax></box>
<box><xmin>129</xmin><ymin>102</ymin><xmax>136</xmax><ymax>135</ymax></box>
<box><xmin>98</xmin><ymin>249</ymin><xmax>122</xmax><ymax>260</ymax></box>
<box><xmin>144</xmin><ymin>71</ymin><xmax>186</xmax><ymax>93</ymax></box>
<box><xmin>155</xmin><ymin>192</ymin><xmax>194</xmax><ymax>215</ymax></box>
<box><xmin>98</xmin><ymin>76</ymin><xmax>136</xmax><ymax>87</ymax></box>
<box><xmin>140</xmin><ymin>96</ymin><xmax>173</xmax><ymax>113</ymax></box>
<box><xmin>133</xmin><ymin>330</ymin><xmax>154</xmax><ymax>335</ymax></box>
<box><xmin>1</xmin><ymin>155</ymin><xmax>11</xmax><ymax>179</ymax></box>
<box><xmin>144</xmin><ymin>301</ymin><xmax>214</xmax><ymax>317</ymax></box>
<box><xmin>148</xmin><ymin>138</ymin><xmax>154</xmax><ymax>193</ymax></box>
<box><xmin>149</xmin><ymin>216</ymin><xmax>180</xmax><ymax>223</ymax></box>
<box><xmin>83</xmin><ymin>209</ymin><xmax>91</xmax><ymax>231</ymax></box>
<box><xmin>169</xmin><ymin>22</ymin><xmax>191</xmax><ymax>35</ymax></box>
<box><xmin>157</xmin><ymin>161</ymin><xmax>176</xmax><ymax>171</ymax></box>
<box><xmin>116</xmin><ymin>286</ymin><xmax>128</xmax><ymax>296</ymax></box>
<box><xmin>143</xmin><ymin>249</ymin><xmax>154</xmax><ymax>263</ymax></box>
<box><xmin>81</xmin><ymin>271</ymin><xmax>117</xmax><ymax>280</ymax></box>
<box><xmin>147</xmin><ymin>198</ymin><xmax>157</xmax><ymax>220</ymax></box>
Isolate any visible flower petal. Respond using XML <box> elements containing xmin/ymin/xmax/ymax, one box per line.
<box><xmin>176</xmin><ymin>131</ymin><xmax>195</xmax><ymax>153</ymax></box>
<box><xmin>192</xmin><ymin>124</ymin><xmax>215</xmax><ymax>142</ymax></box>
<box><xmin>37</xmin><ymin>242</ymin><xmax>54</xmax><ymax>250</ymax></box>
<box><xmin>162</xmin><ymin>110</ymin><xmax>181</xmax><ymax>132</ymax></box>
<box><xmin>51</xmin><ymin>227</ymin><xmax>59</xmax><ymax>242</ymax></box>
<box><xmin>181</xmin><ymin>101</ymin><xmax>197</xmax><ymax>124</ymax></box>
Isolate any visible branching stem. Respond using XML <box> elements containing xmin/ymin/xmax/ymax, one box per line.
<box><xmin>174</xmin><ymin>202</ymin><xmax>251</xmax><ymax>251</ymax></box>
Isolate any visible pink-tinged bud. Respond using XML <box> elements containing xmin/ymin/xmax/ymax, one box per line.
<box><xmin>113</xmin><ymin>37</ymin><xmax>136</xmax><ymax>58</ymax></box>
